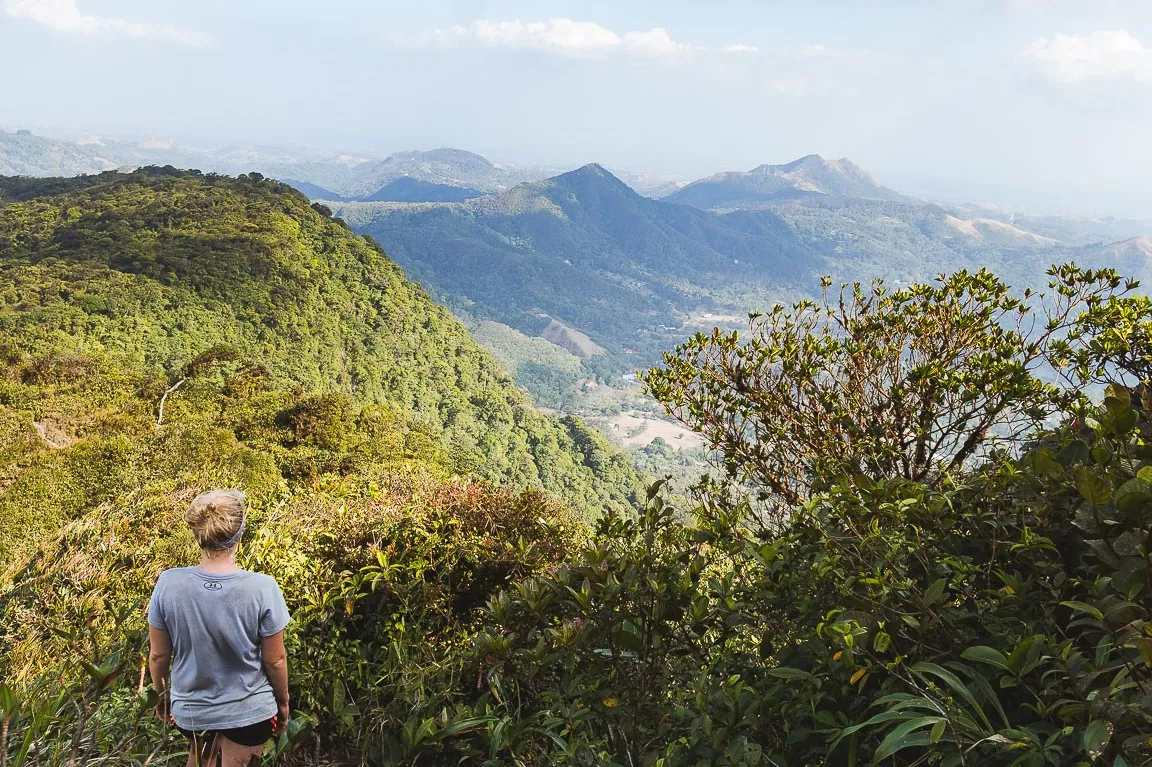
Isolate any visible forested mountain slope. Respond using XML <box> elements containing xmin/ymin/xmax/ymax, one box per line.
<box><xmin>334</xmin><ymin>164</ymin><xmax>817</xmax><ymax>360</ymax></box>
<box><xmin>332</xmin><ymin>163</ymin><xmax>1117</xmax><ymax>367</ymax></box>
<box><xmin>0</xmin><ymin>168</ymin><xmax>642</xmax><ymax>558</ymax></box>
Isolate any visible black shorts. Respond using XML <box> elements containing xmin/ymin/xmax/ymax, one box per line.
<box><xmin>178</xmin><ymin>718</ymin><xmax>275</xmax><ymax>747</ymax></box>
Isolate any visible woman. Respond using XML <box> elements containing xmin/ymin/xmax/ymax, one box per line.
<box><xmin>148</xmin><ymin>490</ymin><xmax>291</xmax><ymax>767</ymax></box>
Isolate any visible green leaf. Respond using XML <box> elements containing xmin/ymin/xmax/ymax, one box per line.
<box><xmin>612</xmin><ymin>619</ymin><xmax>645</xmax><ymax>652</ymax></box>
<box><xmin>1114</xmin><ymin>478</ymin><xmax>1152</xmax><ymax>515</ymax></box>
<box><xmin>960</xmin><ymin>646</ymin><xmax>1011</xmax><ymax>671</ymax></box>
<box><xmin>909</xmin><ymin>663</ymin><xmax>992</xmax><ymax>731</ymax></box>
<box><xmin>137</xmin><ymin>687</ymin><xmax>158</xmax><ymax>711</ymax></box>
<box><xmin>1023</xmin><ymin>447</ymin><xmax>1062</xmax><ymax>477</ymax></box>
<box><xmin>954</xmin><ymin>662</ymin><xmax>1010</xmax><ymax>728</ymax></box>
<box><xmin>80</xmin><ymin>660</ymin><xmax>106</xmax><ymax>683</ymax></box>
<box><xmin>923</xmin><ymin>577</ymin><xmax>947</xmax><ymax>606</ymax></box>
<box><xmin>1137</xmin><ymin>637</ymin><xmax>1152</xmax><ymax>667</ymax></box>
<box><xmin>1075</xmin><ymin>467</ymin><xmax>1112</xmax><ymax>506</ymax></box>
<box><xmin>1055</xmin><ymin>440</ymin><xmax>1090</xmax><ymax>467</ymax></box>
<box><xmin>832</xmin><ymin>710</ymin><xmax>927</xmax><ymax>750</ymax></box>
<box><xmin>1060</xmin><ymin>601</ymin><xmax>1104</xmax><ymax>621</ymax></box>
<box><xmin>930</xmin><ymin>719</ymin><xmax>947</xmax><ymax>744</ymax></box>
<box><xmin>764</xmin><ymin>667</ymin><xmax>815</xmax><ymax>682</ymax></box>
<box><xmin>1100</xmin><ymin>397</ymin><xmax>1138</xmax><ymax>436</ymax></box>
<box><xmin>872</xmin><ymin>718</ymin><xmax>944</xmax><ymax>763</ymax></box>
<box><xmin>646</xmin><ymin>478</ymin><xmax>669</xmax><ymax>501</ymax></box>
<box><xmin>1082</xmin><ymin>719</ymin><xmax>1112</xmax><ymax>756</ymax></box>
<box><xmin>437</xmin><ymin>716</ymin><xmax>496</xmax><ymax>739</ymax></box>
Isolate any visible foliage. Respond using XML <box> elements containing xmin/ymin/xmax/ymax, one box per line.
<box><xmin>464</xmin><ymin>319</ymin><xmax>585</xmax><ymax>409</ymax></box>
<box><xmin>1</xmin><ymin>451</ymin><xmax>585</xmax><ymax>764</ymax></box>
<box><xmin>643</xmin><ymin>266</ymin><xmax>1126</xmax><ymax>518</ymax></box>
<box><xmin>407</xmin><ymin>266</ymin><xmax>1152</xmax><ymax>766</ymax></box>
<box><xmin>0</xmin><ymin>169</ymin><xmax>642</xmax><ymax>521</ymax></box>
<box><xmin>9</xmin><ymin>257</ymin><xmax>1152</xmax><ymax>767</ymax></box>
<box><xmin>0</xmin><ymin>168</ymin><xmax>639</xmax><ymax>763</ymax></box>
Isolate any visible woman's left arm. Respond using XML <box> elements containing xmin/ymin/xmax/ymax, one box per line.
<box><xmin>148</xmin><ymin>625</ymin><xmax>173</xmax><ymax>723</ymax></box>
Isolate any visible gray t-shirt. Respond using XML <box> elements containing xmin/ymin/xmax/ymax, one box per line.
<box><xmin>147</xmin><ymin>567</ymin><xmax>290</xmax><ymax>731</ymax></box>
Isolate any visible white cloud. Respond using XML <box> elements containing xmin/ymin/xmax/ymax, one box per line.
<box><xmin>1022</xmin><ymin>30</ymin><xmax>1152</xmax><ymax>82</ymax></box>
<box><xmin>4</xmin><ymin>0</ymin><xmax>204</xmax><ymax>44</ymax></box>
<box><xmin>428</xmin><ymin>18</ymin><xmax>758</xmax><ymax>59</ymax></box>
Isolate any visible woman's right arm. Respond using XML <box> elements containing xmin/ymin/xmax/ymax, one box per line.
<box><xmin>148</xmin><ymin>625</ymin><xmax>173</xmax><ymax>722</ymax></box>
<box><xmin>261</xmin><ymin>631</ymin><xmax>290</xmax><ymax>730</ymax></box>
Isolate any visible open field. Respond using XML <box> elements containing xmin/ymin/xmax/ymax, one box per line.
<box><xmin>599</xmin><ymin>411</ymin><xmax>706</xmax><ymax>450</ymax></box>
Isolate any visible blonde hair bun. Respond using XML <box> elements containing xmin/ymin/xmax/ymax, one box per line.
<box><xmin>185</xmin><ymin>489</ymin><xmax>246</xmax><ymax>550</ymax></box>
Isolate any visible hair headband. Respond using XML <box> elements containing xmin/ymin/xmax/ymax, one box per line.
<box><xmin>207</xmin><ymin>515</ymin><xmax>246</xmax><ymax>551</ymax></box>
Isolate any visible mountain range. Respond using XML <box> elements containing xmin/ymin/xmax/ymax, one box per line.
<box><xmin>0</xmin><ymin>129</ymin><xmax>678</xmax><ymax>203</ymax></box>
<box><xmin>331</xmin><ymin>160</ymin><xmax>1152</xmax><ymax>376</ymax></box>
<box><xmin>4</xmin><ymin>127</ymin><xmax>1150</xmax><ymax>387</ymax></box>
<box><xmin>333</xmin><ymin>164</ymin><xmax>815</xmax><ymax>364</ymax></box>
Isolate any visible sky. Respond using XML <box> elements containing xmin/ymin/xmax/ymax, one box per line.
<box><xmin>2</xmin><ymin>0</ymin><xmax>1152</xmax><ymax>217</ymax></box>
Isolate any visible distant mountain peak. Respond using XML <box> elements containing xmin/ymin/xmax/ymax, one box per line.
<box><xmin>391</xmin><ymin>147</ymin><xmax>496</xmax><ymax>168</ymax></box>
<box><xmin>560</xmin><ymin>162</ymin><xmax>612</xmax><ymax>178</ymax></box>
<box><xmin>770</xmin><ymin>154</ymin><xmax>826</xmax><ymax>173</ymax></box>
<box><xmin>548</xmin><ymin>163</ymin><xmax>634</xmax><ymax>193</ymax></box>
<box><xmin>1100</xmin><ymin>235</ymin><xmax>1152</xmax><ymax>258</ymax></box>
<box><xmin>752</xmin><ymin>155</ymin><xmax>871</xmax><ymax>181</ymax></box>
<box><xmin>665</xmin><ymin>154</ymin><xmax>907</xmax><ymax>210</ymax></box>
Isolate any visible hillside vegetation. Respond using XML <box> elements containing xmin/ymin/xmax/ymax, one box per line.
<box><xmin>4</xmin><ymin>157</ymin><xmax>1152</xmax><ymax>767</ymax></box>
<box><xmin>0</xmin><ymin>168</ymin><xmax>642</xmax><ymax>558</ymax></box>
<box><xmin>5</xmin><ymin>262</ymin><xmax>1152</xmax><ymax>767</ymax></box>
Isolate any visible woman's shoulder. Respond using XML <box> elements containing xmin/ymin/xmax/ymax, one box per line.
<box><xmin>240</xmin><ymin>570</ymin><xmax>282</xmax><ymax>589</ymax></box>
<box><xmin>154</xmin><ymin>566</ymin><xmax>195</xmax><ymax>583</ymax></box>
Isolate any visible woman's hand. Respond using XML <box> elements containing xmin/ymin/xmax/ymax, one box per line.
<box><xmin>274</xmin><ymin>700</ymin><xmax>289</xmax><ymax>734</ymax></box>
<box><xmin>154</xmin><ymin>690</ymin><xmax>170</xmax><ymax>724</ymax></box>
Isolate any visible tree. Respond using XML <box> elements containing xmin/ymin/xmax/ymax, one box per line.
<box><xmin>643</xmin><ymin>266</ymin><xmax>1130</xmax><ymax>522</ymax></box>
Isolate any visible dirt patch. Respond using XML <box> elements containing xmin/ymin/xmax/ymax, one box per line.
<box><xmin>605</xmin><ymin>412</ymin><xmax>705</xmax><ymax>451</ymax></box>
<box><xmin>685</xmin><ymin>312</ymin><xmax>744</xmax><ymax>326</ymax></box>
<box><xmin>33</xmin><ymin>420</ymin><xmax>74</xmax><ymax>449</ymax></box>
<box><xmin>540</xmin><ymin>319</ymin><xmax>607</xmax><ymax>358</ymax></box>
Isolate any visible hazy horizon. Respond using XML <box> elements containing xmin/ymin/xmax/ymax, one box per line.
<box><xmin>3</xmin><ymin>0</ymin><xmax>1152</xmax><ymax>218</ymax></box>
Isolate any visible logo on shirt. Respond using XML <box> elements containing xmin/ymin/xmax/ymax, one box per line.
<box><xmin>203</xmin><ymin>581</ymin><xmax>223</xmax><ymax>591</ymax></box>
